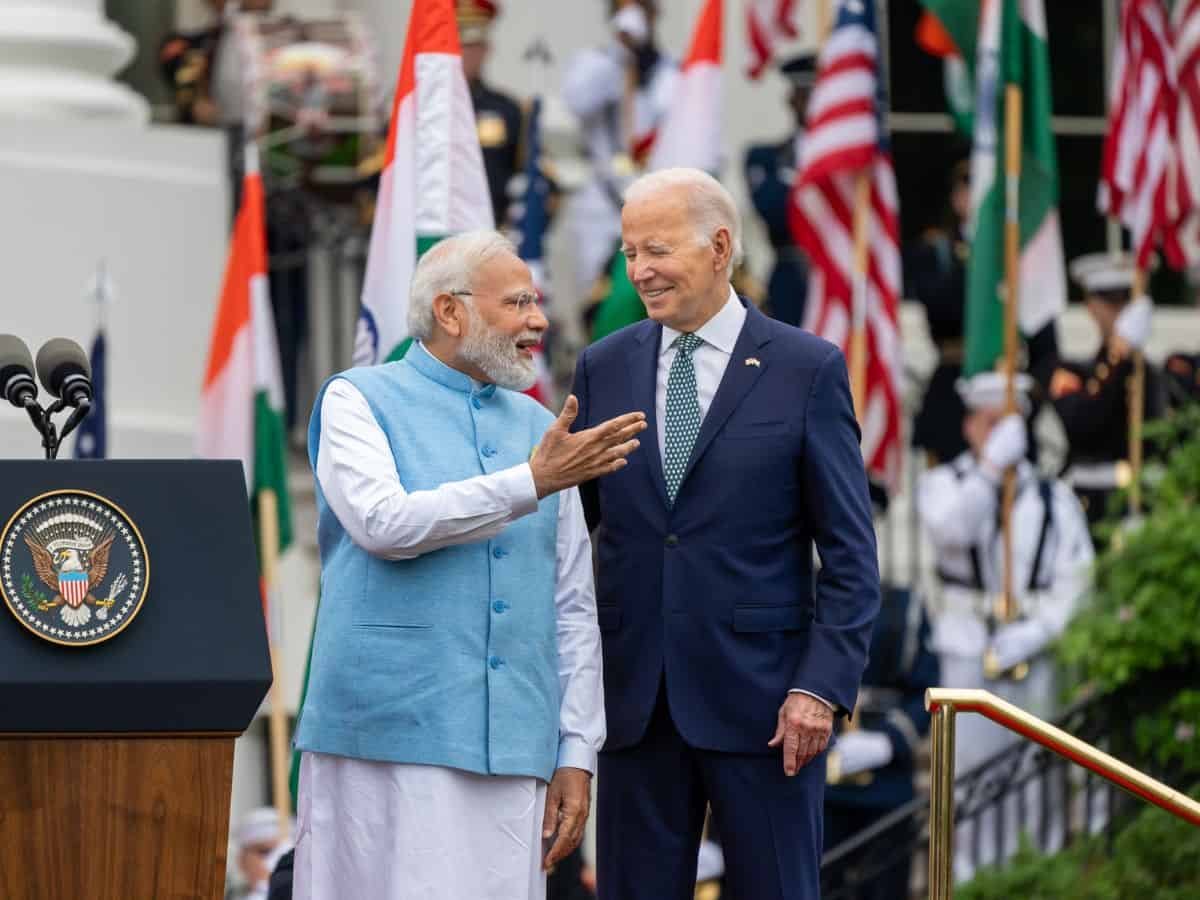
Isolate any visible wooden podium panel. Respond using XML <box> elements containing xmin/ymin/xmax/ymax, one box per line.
<box><xmin>0</xmin><ymin>736</ymin><xmax>235</xmax><ymax>900</ymax></box>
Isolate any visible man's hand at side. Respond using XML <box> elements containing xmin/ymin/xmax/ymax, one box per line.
<box><xmin>767</xmin><ymin>693</ymin><xmax>833</xmax><ymax>776</ymax></box>
<box><xmin>542</xmin><ymin>766</ymin><xmax>592</xmax><ymax>871</ymax></box>
<box><xmin>531</xmin><ymin>395</ymin><xmax>646</xmax><ymax>499</ymax></box>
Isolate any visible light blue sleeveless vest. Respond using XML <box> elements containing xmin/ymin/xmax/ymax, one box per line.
<box><xmin>295</xmin><ymin>346</ymin><xmax>561</xmax><ymax>781</ymax></box>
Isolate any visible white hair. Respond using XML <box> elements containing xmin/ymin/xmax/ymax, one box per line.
<box><xmin>623</xmin><ymin>167</ymin><xmax>744</xmax><ymax>275</ymax></box>
<box><xmin>406</xmin><ymin>230</ymin><xmax>517</xmax><ymax>341</ymax></box>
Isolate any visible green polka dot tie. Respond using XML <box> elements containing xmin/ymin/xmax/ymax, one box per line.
<box><xmin>664</xmin><ymin>333</ymin><xmax>703</xmax><ymax>505</ymax></box>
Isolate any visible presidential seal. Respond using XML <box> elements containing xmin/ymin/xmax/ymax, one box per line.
<box><xmin>1</xmin><ymin>490</ymin><xmax>148</xmax><ymax>647</ymax></box>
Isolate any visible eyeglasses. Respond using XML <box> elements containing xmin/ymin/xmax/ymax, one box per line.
<box><xmin>449</xmin><ymin>290</ymin><xmax>540</xmax><ymax>312</ymax></box>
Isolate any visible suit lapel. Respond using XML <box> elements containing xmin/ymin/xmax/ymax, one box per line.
<box><xmin>632</xmin><ymin>322</ymin><xmax>670</xmax><ymax>508</ymax></box>
<box><xmin>678</xmin><ymin>304</ymin><xmax>772</xmax><ymax>489</ymax></box>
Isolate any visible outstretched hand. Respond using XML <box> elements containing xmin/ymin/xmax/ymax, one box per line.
<box><xmin>530</xmin><ymin>395</ymin><xmax>646</xmax><ymax>499</ymax></box>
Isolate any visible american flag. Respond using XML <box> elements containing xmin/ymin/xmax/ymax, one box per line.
<box><xmin>1171</xmin><ymin>0</ymin><xmax>1200</xmax><ymax>266</ymax></box>
<box><xmin>509</xmin><ymin>95</ymin><xmax>555</xmax><ymax>407</ymax></box>
<box><xmin>788</xmin><ymin>0</ymin><xmax>902</xmax><ymax>493</ymax></box>
<box><xmin>746</xmin><ymin>0</ymin><xmax>799</xmax><ymax>79</ymax></box>
<box><xmin>1099</xmin><ymin>0</ymin><xmax>1181</xmax><ymax>269</ymax></box>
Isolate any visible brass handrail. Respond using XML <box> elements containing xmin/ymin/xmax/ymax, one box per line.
<box><xmin>924</xmin><ymin>688</ymin><xmax>1200</xmax><ymax>899</ymax></box>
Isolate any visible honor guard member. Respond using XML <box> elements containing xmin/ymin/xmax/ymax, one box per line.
<box><xmin>823</xmin><ymin>585</ymin><xmax>939</xmax><ymax>900</ymax></box>
<box><xmin>1164</xmin><ymin>348</ymin><xmax>1200</xmax><ymax>408</ymax></box>
<box><xmin>458</xmin><ymin>0</ymin><xmax>524</xmax><ymax>225</ymax></box>
<box><xmin>562</xmin><ymin>0</ymin><xmax>678</xmax><ymax>298</ymax></box>
<box><xmin>907</xmin><ymin>158</ymin><xmax>1060</xmax><ymax>467</ymax></box>
<box><xmin>918</xmin><ymin>371</ymin><xmax>1093</xmax><ymax>879</ymax></box>
<box><xmin>743</xmin><ymin>54</ymin><xmax>816</xmax><ymax>327</ymax></box>
<box><xmin>907</xmin><ymin>159</ymin><xmax>971</xmax><ymax>464</ymax></box>
<box><xmin>1051</xmin><ymin>253</ymin><xmax>1165</xmax><ymax>534</ymax></box>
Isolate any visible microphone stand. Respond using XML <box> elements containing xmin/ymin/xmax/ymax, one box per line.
<box><xmin>22</xmin><ymin>395</ymin><xmax>91</xmax><ymax>460</ymax></box>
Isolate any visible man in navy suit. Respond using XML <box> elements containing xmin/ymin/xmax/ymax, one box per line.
<box><xmin>570</xmin><ymin>168</ymin><xmax>880</xmax><ymax>900</ymax></box>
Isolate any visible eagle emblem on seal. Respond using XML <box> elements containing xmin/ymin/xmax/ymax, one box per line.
<box><xmin>24</xmin><ymin>527</ymin><xmax>117</xmax><ymax>627</ymax></box>
<box><xmin>1</xmin><ymin>491</ymin><xmax>148</xmax><ymax>646</ymax></box>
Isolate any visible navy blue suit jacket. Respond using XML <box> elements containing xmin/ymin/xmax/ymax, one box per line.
<box><xmin>571</xmin><ymin>300</ymin><xmax>880</xmax><ymax>754</ymax></box>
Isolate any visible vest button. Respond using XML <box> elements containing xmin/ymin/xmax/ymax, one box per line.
<box><xmin>492</xmin><ymin>600</ymin><xmax>508</xmax><ymax>613</ymax></box>
<box><xmin>471</xmin><ymin>397</ymin><xmax>483</xmax><ymax>410</ymax></box>
<box><xmin>482</xmin><ymin>444</ymin><xmax>497</xmax><ymax>458</ymax></box>
<box><xmin>665</xmin><ymin>534</ymin><xmax>679</xmax><ymax>547</ymax></box>
<box><xmin>489</xmin><ymin>655</ymin><xmax>504</xmax><ymax>670</ymax></box>
<box><xmin>492</xmin><ymin>546</ymin><xmax>507</xmax><ymax>559</ymax></box>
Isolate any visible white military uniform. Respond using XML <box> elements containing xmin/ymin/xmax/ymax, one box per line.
<box><xmin>561</xmin><ymin>40</ymin><xmax>677</xmax><ymax>295</ymax></box>
<box><xmin>919</xmin><ymin>451</ymin><xmax>1093</xmax><ymax>880</ymax></box>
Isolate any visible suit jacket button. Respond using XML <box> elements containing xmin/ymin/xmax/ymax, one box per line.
<box><xmin>665</xmin><ymin>534</ymin><xmax>679</xmax><ymax>547</ymax></box>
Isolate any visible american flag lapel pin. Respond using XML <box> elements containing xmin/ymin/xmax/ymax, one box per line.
<box><xmin>744</xmin><ymin>357</ymin><xmax>761</xmax><ymax>368</ymax></box>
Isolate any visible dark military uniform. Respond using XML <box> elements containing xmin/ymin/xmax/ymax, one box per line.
<box><xmin>1049</xmin><ymin>345</ymin><xmax>1165</xmax><ymax>531</ymax></box>
<box><xmin>744</xmin><ymin>136</ymin><xmax>809</xmax><ymax>327</ymax></box>
<box><xmin>471</xmin><ymin>79</ymin><xmax>523</xmax><ymax>226</ymax></box>
<box><xmin>823</xmin><ymin>586</ymin><xmax>939</xmax><ymax>900</ymax></box>
<box><xmin>1164</xmin><ymin>351</ymin><xmax>1200</xmax><ymax>408</ymax></box>
<box><xmin>159</xmin><ymin>25</ymin><xmax>223</xmax><ymax>125</ymax></box>
<box><xmin>907</xmin><ymin>227</ymin><xmax>969</xmax><ymax>464</ymax></box>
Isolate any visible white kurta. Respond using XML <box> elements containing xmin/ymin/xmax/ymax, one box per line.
<box><xmin>295</xmin><ymin>366</ymin><xmax>605</xmax><ymax>900</ymax></box>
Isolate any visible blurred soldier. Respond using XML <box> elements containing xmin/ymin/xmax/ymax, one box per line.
<box><xmin>227</xmin><ymin>806</ymin><xmax>292</xmax><ymax>900</ymax></box>
<box><xmin>458</xmin><ymin>0</ymin><xmax>524</xmax><ymax>225</ymax></box>
<box><xmin>562</xmin><ymin>0</ymin><xmax>677</xmax><ymax>298</ymax></box>
<box><xmin>159</xmin><ymin>0</ymin><xmax>273</xmax><ymax>128</ymax></box>
<box><xmin>1164</xmin><ymin>349</ymin><xmax>1200</xmax><ymax>407</ymax></box>
<box><xmin>743</xmin><ymin>54</ymin><xmax>816</xmax><ymax>328</ymax></box>
<box><xmin>918</xmin><ymin>371</ymin><xmax>1093</xmax><ymax>880</ymax></box>
<box><xmin>823</xmin><ymin>585</ymin><xmax>939</xmax><ymax>900</ymax></box>
<box><xmin>907</xmin><ymin>159</ymin><xmax>1059</xmax><ymax>467</ymax></box>
<box><xmin>907</xmin><ymin>159</ymin><xmax>971</xmax><ymax>465</ymax></box>
<box><xmin>1050</xmin><ymin>253</ymin><xmax>1165</xmax><ymax>533</ymax></box>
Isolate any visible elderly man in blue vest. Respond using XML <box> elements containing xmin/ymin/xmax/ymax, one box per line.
<box><xmin>292</xmin><ymin>231</ymin><xmax>647</xmax><ymax>900</ymax></box>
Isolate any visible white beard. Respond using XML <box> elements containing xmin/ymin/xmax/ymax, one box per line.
<box><xmin>459</xmin><ymin>303</ymin><xmax>538</xmax><ymax>392</ymax></box>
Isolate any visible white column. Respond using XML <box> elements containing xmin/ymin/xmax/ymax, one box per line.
<box><xmin>0</xmin><ymin>0</ymin><xmax>149</xmax><ymax>123</ymax></box>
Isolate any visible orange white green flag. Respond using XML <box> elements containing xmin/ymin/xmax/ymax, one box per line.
<box><xmin>353</xmin><ymin>0</ymin><xmax>493</xmax><ymax>366</ymax></box>
<box><xmin>196</xmin><ymin>143</ymin><xmax>292</xmax><ymax>556</ymax></box>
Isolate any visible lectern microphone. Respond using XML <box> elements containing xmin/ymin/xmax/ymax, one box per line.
<box><xmin>0</xmin><ymin>334</ymin><xmax>38</xmax><ymax>408</ymax></box>
<box><xmin>36</xmin><ymin>337</ymin><xmax>93</xmax><ymax>407</ymax></box>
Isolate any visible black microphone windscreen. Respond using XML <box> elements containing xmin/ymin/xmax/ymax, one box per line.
<box><xmin>35</xmin><ymin>338</ymin><xmax>91</xmax><ymax>399</ymax></box>
<box><xmin>0</xmin><ymin>333</ymin><xmax>36</xmax><ymax>383</ymax></box>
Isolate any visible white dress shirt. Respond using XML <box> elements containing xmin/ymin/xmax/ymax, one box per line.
<box><xmin>656</xmin><ymin>289</ymin><xmax>831</xmax><ymax>710</ymax></box>
<box><xmin>314</xmin><ymin>352</ymin><xmax>605</xmax><ymax>774</ymax></box>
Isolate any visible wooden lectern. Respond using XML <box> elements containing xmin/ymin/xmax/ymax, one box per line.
<box><xmin>0</xmin><ymin>461</ymin><xmax>273</xmax><ymax>900</ymax></box>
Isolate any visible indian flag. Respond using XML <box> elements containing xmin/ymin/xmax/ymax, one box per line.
<box><xmin>916</xmin><ymin>2</ymin><xmax>976</xmax><ymax>135</ymax></box>
<box><xmin>196</xmin><ymin>143</ymin><xmax>292</xmax><ymax>557</ymax></box>
<box><xmin>353</xmin><ymin>0</ymin><xmax>493</xmax><ymax>366</ymax></box>
<box><xmin>647</xmin><ymin>0</ymin><xmax>723</xmax><ymax>173</ymax></box>
<box><xmin>963</xmin><ymin>0</ymin><xmax>1065</xmax><ymax>375</ymax></box>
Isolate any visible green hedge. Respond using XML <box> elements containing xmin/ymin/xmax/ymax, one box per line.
<box><xmin>958</xmin><ymin>790</ymin><xmax>1200</xmax><ymax>900</ymax></box>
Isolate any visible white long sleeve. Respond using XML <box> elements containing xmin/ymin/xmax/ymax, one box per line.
<box><xmin>315</xmin><ymin>377</ymin><xmax>605</xmax><ymax>772</ymax></box>
<box><xmin>562</xmin><ymin>46</ymin><xmax>626</xmax><ymax>120</ymax></box>
<box><xmin>916</xmin><ymin>459</ymin><xmax>999</xmax><ymax>550</ymax></box>
<box><xmin>554</xmin><ymin>485</ymin><xmax>606</xmax><ymax>773</ymax></box>
<box><xmin>315</xmin><ymin>378</ymin><xmax>539</xmax><ymax>560</ymax></box>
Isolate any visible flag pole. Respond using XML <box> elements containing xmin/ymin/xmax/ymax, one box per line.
<box><xmin>1128</xmin><ymin>268</ymin><xmax>1145</xmax><ymax>516</ymax></box>
<box><xmin>1000</xmin><ymin>82</ymin><xmax>1022</xmax><ymax>624</ymax></box>
<box><xmin>850</xmin><ymin>170</ymin><xmax>872</xmax><ymax>419</ymax></box>
<box><xmin>258</xmin><ymin>488</ymin><xmax>293</xmax><ymax>839</ymax></box>
<box><xmin>984</xmin><ymin>83</ymin><xmax>1026</xmax><ymax>682</ymax></box>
